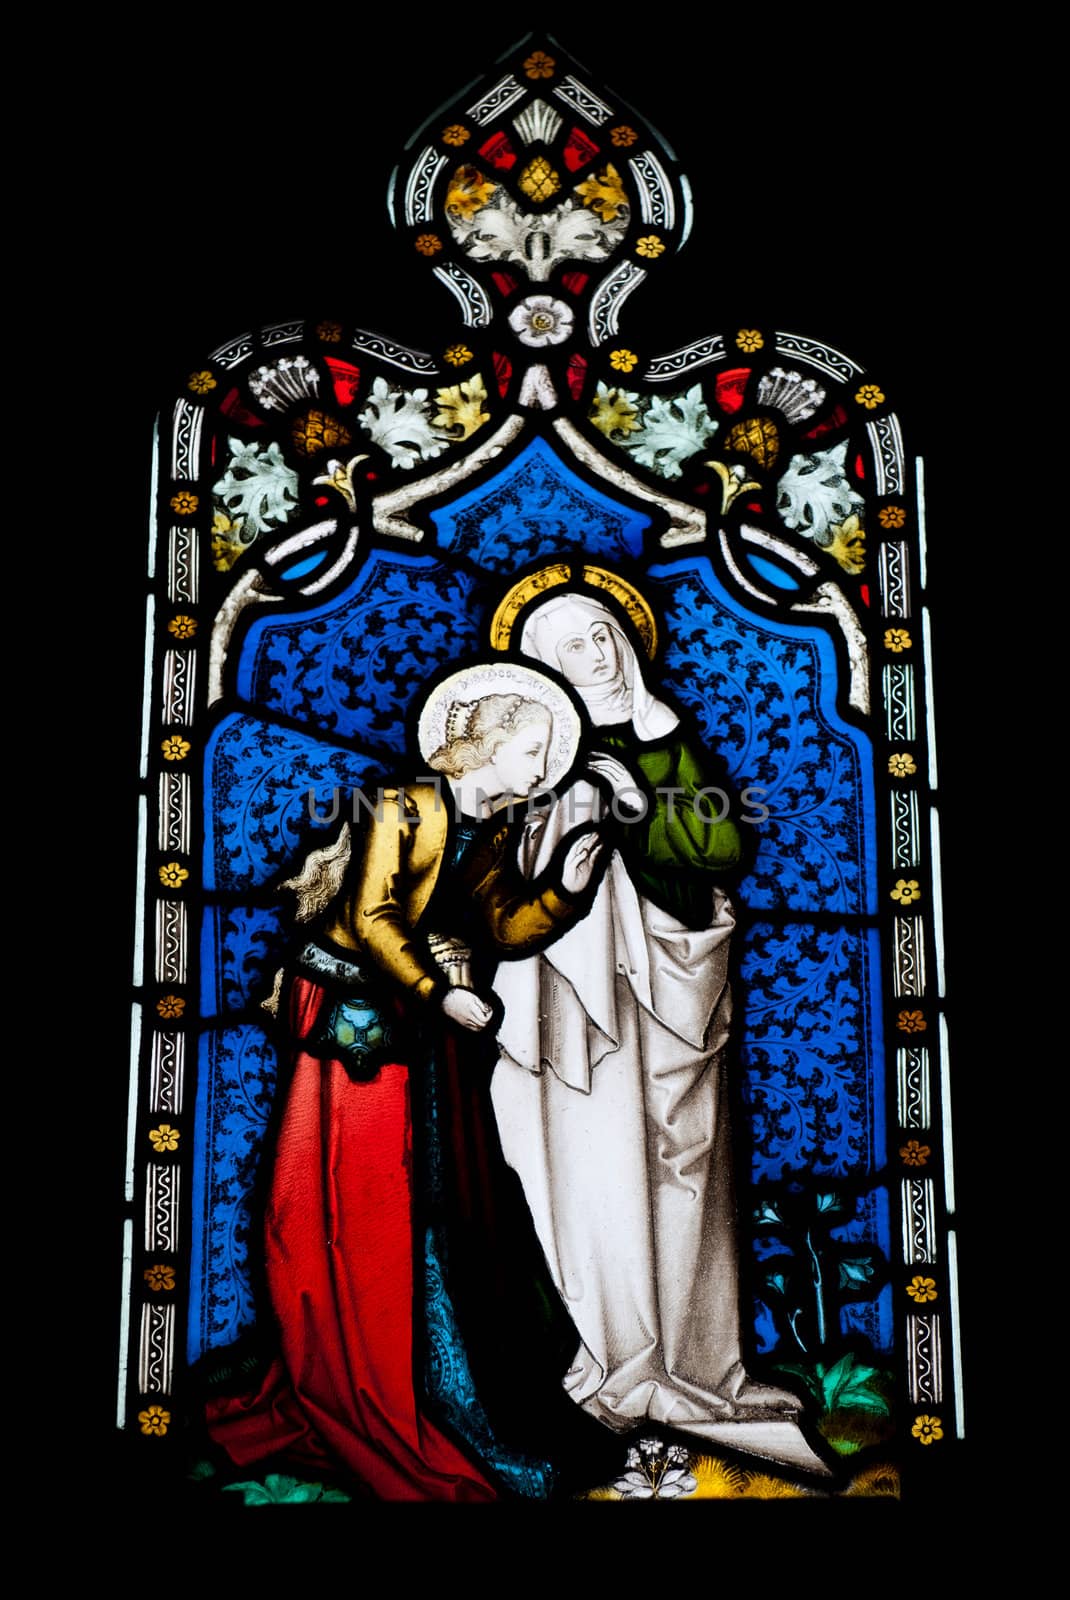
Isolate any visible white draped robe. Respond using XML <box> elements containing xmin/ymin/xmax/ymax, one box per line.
<box><xmin>491</xmin><ymin>782</ymin><xmax>828</xmax><ymax>1474</ymax></box>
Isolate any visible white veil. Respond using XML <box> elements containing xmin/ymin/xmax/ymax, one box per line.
<box><xmin>519</xmin><ymin>594</ymin><xmax>678</xmax><ymax>741</ymax></box>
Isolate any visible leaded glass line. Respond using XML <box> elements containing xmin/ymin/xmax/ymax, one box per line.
<box><xmin>939</xmin><ymin>1015</ymin><xmax>956</xmax><ymax>1215</ymax></box>
<box><xmin>948</xmin><ymin>1227</ymin><xmax>966</xmax><ymax>1437</ymax></box>
<box><xmin>922</xmin><ymin>606</ymin><xmax>939</xmax><ymax>789</ymax></box>
<box><xmin>916</xmin><ymin>456</ymin><xmax>928</xmax><ymax>589</ymax></box>
<box><xmin>116</xmin><ymin>1218</ymin><xmax>134</xmax><ymax>1427</ymax></box>
<box><xmin>931</xmin><ymin>807</ymin><xmax>947</xmax><ymax>998</ymax></box>
<box><xmin>125</xmin><ymin>1003</ymin><xmax>142</xmax><ymax>1203</ymax></box>
<box><xmin>139</xmin><ymin>596</ymin><xmax>155</xmax><ymax>781</ymax></box>
<box><xmin>133</xmin><ymin>794</ymin><xmax>147</xmax><ymax>985</ymax></box>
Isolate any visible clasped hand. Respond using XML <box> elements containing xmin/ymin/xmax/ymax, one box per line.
<box><xmin>441</xmin><ymin>988</ymin><xmax>493</xmax><ymax>1031</ymax></box>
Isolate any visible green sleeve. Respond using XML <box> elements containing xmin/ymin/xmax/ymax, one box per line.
<box><xmin>638</xmin><ymin>738</ymin><xmax>742</xmax><ymax>872</ymax></box>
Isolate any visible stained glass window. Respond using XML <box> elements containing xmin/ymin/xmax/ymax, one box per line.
<box><xmin>115</xmin><ymin>29</ymin><xmax>972</xmax><ymax>1512</ymax></box>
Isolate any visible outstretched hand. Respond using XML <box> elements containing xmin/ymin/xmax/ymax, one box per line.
<box><xmin>441</xmin><ymin>988</ymin><xmax>493</xmax><ymax>1031</ymax></box>
<box><xmin>586</xmin><ymin>754</ymin><xmax>646</xmax><ymax>820</ymax></box>
<box><xmin>586</xmin><ymin>753</ymin><xmax>636</xmax><ymax>793</ymax></box>
<box><xmin>560</xmin><ymin>830</ymin><xmax>605</xmax><ymax>895</ymax></box>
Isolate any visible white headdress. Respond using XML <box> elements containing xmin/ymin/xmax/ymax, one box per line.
<box><xmin>519</xmin><ymin>594</ymin><xmax>678</xmax><ymax>741</ymax></box>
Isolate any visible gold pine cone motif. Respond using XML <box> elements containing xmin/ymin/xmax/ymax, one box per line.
<box><xmin>724</xmin><ymin>416</ymin><xmax>780</xmax><ymax>470</ymax></box>
<box><xmin>519</xmin><ymin>156</ymin><xmax>562</xmax><ymax>203</ymax></box>
<box><xmin>292</xmin><ymin>410</ymin><xmax>353</xmax><ymax>458</ymax></box>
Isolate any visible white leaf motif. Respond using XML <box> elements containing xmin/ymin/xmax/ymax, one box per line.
<box><xmin>656</xmin><ymin>1468</ymin><xmax>698</xmax><ymax>1498</ymax></box>
<box><xmin>213</xmin><ymin>440</ymin><xmax>300</xmax><ymax>535</ymax></box>
<box><xmin>776</xmin><ymin>440</ymin><xmax>864</xmax><ymax>541</ymax></box>
<box><xmin>623</xmin><ymin>385</ymin><xmax>719</xmax><ymax>479</ymax></box>
<box><xmin>448</xmin><ymin>190</ymin><xmax>629</xmax><ymax>283</ymax></box>
<box><xmin>613</xmin><ymin>1470</ymin><xmax>655</xmax><ymax>1498</ymax></box>
<box><xmin>358</xmin><ymin>376</ymin><xmax>449</xmax><ymax>470</ymax></box>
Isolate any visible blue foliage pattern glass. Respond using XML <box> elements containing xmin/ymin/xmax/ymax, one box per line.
<box><xmin>201</xmin><ymin>903</ymin><xmax>288</xmax><ymax>1018</ymax></box>
<box><xmin>431</xmin><ymin>436</ymin><xmax>650</xmax><ymax>570</ymax></box>
<box><xmin>649</xmin><ymin>557</ymin><xmax>876</xmax><ymax>916</ymax></box>
<box><xmin>204</xmin><ymin>712</ymin><xmax>381</xmax><ymax>891</ymax></box>
<box><xmin>194</xmin><ymin>466</ymin><xmax>886</xmax><ymax>1370</ymax></box>
<box><xmin>238</xmin><ymin>551</ymin><xmax>483</xmax><ymax>752</ymax></box>
<box><xmin>189</xmin><ymin>1026</ymin><xmax>278</xmax><ymax>1362</ymax></box>
<box><xmin>741</xmin><ymin>922</ymin><xmax>885</xmax><ymax>1180</ymax></box>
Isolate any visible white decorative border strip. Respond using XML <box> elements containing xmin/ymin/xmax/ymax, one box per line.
<box><xmin>901</xmin><ymin>1177</ymin><xmax>937</xmax><ymax>1264</ymax></box>
<box><xmin>552</xmin><ymin>74</ymin><xmax>612</xmax><ymax>125</ymax></box>
<box><xmin>405</xmin><ymin>147</ymin><xmax>448</xmax><ymax>225</ymax></box>
<box><xmin>896</xmin><ymin>1046</ymin><xmax>931</xmax><ymax>1130</ymax></box>
<box><xmin>138</xmin><ymin>1303</ymin><xmax>176</xmax><ymax>1395</ymax></box>
<box><xmin>210</xmin><ymin>332</ymin><xmax>253</xmax><ymax>369</ymax></box>
<box><xmin>432</xmin><ymin>261</ymin><xmax>492</xmax><ymax>327</ymax></box>
<box><xmin>150</xmin><ymin>1031</ymin><xmax>186</xmax><ymax>1116</ymax></box>
<box><xmin>774</xmin><ymin>331</ymin><xmax>862</xmax><ymax>382</ymax></box>
<box><xmin>263</xmin><ymin>320</ymin><xmax>303</xmax><ymax>346</ymax></box>
<box><xmin>645</xmin><ymin>334</ymin><xmax>725</xmax><ymax>383</ymax></box>
<box><xmin>145</xmin><ymin>1163</ymin><xmax>181</xmax><ymax>1252</ymax></box>
<box><xmin>352</xmin><ymin>330</ymin><xmax>437</xmax><ymax>375</ymax></box>
<box><xmin>170</xmin><ymin>400</ymin><xmax>204</xmax><ymax>481</ymax></box>
<box><xmin>155</xmin><ymin>900</ymin><xmax>188</xmax><ymax>985</ymax></box>
<box><xmin>466</xmin><ymin>74</ymin><xmax>525</xmax><ymax>124</ymax></box>
<box><xmin>906</xmin><ymin>1313</ymin><xmax>942</xmax><ymax>1403</ymax></box>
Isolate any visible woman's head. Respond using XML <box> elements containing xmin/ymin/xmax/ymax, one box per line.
<box><xmin>552</xmin><ymin>613</ymin><xmax>621</xmax><ymax>688</ymax></box>
<box><xmin>519</xmin><ymin>592</ymin><xmax>677</xmax><ymax>739</ymax></box>
<box><xmin>427</xmin><ymin>693</ymin><xmax>552</xmax><ymax>794</ymax></box>
<box><xmin>521</xmin><ymin>596</ymin><xmax>627</xmax><ymax>692</ymax></box>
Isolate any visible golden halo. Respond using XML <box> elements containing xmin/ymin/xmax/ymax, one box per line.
<box><xmin>490</xmin><ymin>563</ymin><xmax>658</xmax><ymax>658</ymax></box>
<box><xmin>489</xmin><ymin>562</ymin><xmax>570</xmax><ymax>653</ymax></box>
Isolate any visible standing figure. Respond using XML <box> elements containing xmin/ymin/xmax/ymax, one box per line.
<box><xmin>207</xmin><ymin>664</ymin><xmax>610</xmax><ymax>1499</ymax></box>
<box><xmin>493</xmin><ymin>587</ymin><xmax>826</xmax><ymax>1474</ymax></box>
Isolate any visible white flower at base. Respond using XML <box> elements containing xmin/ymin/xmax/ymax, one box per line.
<box><xmin>508</xmin><ymin>294</ymin><xmax>574</xmax><ymax>348</ymax></box>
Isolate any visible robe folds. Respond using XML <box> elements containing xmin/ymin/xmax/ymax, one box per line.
<box><xmin>491</xmin><ymin>746</ymin><xmax>824</xmax><ymax>1473</ymax></box>
<box><xmin>206</xmin><ymin>975</ymin><xmax>499</xmax><ymax>1502</ymax></box>
<box><xmin>207</xmin><ymin>789</ymin><xmax>614</xmax><ymax>1499</ymax></box>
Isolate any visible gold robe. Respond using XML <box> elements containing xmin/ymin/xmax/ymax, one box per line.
<box><xmin>322</xmin><ymin>784</ymin><xmax>578</xmax><ymax>1000</ymax></box>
